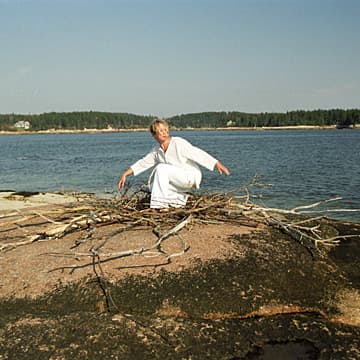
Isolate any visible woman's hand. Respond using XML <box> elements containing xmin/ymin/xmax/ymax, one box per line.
<box><xmin>118</xmin><ymin>168</ymin><xmax>133</xmax><ymax>189</ymax></box>
<box><xmin>215</xmin><ymin>161</ymin><xmax>230</xmax><ymax>176</ymax></box>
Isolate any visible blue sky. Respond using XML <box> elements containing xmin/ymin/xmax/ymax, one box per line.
<box><xmin>1</xmin><ymin>0</ymin><xmax>359</xmax><ymax>117</ymax></box>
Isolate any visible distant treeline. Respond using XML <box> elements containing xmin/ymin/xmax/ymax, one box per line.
<box><xmin>0</xmin><ymin>112</ymin><xmax>156</xmax><ymax>131</ymax></box>
<box><xmin>0</xmin><ymin>109</ymin><xmax>359</xmax><ymax>131</ymax></box>
<box><xmin>169</xmin><ymin>109</ymin><xmax>359</xmax><ymax>128</ymax></box>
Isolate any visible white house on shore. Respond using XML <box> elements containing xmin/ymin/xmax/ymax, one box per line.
<box><xmin>14</xmin><ymin>120</ymin><xmax>31</xmax><ymax>130</ymax></box>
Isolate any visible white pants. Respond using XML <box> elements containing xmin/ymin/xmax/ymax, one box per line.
<box><xmin>150</xmin><ymin>164</ymin><xmax>198</xmax><ymax>208</ymax></box>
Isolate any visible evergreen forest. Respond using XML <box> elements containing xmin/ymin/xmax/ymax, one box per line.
<box><xmin>0</xmin><ymin>109</ymin><xmax>359</xmax><ymax>132</ymax></box>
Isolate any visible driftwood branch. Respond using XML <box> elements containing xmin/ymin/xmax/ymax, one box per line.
<box><xmin>46</xmin><ymin>215</ymin><xmax>192</xmax><ymax>263</ymax></box>
<box><xmin>1</xmin><ymin>184</ymin><xmax>359</xmax><ymax>261</ymax></box>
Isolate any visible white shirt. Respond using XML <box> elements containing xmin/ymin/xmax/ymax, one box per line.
<box><xmin>130</xmin><ymin>137</ymin><xmax>218</xmax><ymax>188</ymax></box>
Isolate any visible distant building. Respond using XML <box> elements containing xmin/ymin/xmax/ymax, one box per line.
<box><xmin>226</xmin><ymin>120</ymin><xmax>234</xmax><ymax>127</ymax></box>
<box><xmin>14</xmin><ymin>121</ymin><xmax>31</xmax><ymax>130</ymax></box>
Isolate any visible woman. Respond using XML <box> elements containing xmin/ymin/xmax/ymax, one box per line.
<box><xmin>118</xmin><ymin>119</ymin><xmax>230</xmax><ymax>209</ymax></box>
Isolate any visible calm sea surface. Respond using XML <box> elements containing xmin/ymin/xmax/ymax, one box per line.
<box><xmin>0</xmin><ymin>129</ymin><xmax>359</xmax><ymax>222</ymax></box>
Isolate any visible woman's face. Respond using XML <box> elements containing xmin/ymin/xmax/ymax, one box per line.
<box><xmin>153</xmin><ymin>123</ymin><xmax>169</xmax><ymax>143</ymax></box>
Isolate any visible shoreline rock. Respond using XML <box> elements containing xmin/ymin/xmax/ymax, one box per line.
<box><xmin>0</xmin><ymin>191</ymin><xmax>82</xmax><ymax>213</ymax></box>
<box><xmin>0</xmin><ymin>193</ymin><xmax>359</xmax><ymax>358</ymax></box>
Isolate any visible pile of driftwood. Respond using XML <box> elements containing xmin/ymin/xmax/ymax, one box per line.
<box><xmin>1</xmin><ymin>185</ymin><xmax>357</xmax><ymax>265</ymax></box>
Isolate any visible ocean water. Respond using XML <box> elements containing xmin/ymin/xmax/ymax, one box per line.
<box><xmin>0</xmin><ymin>129</ymin><xmax>359</xmax><ymax>221</ymax></box>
